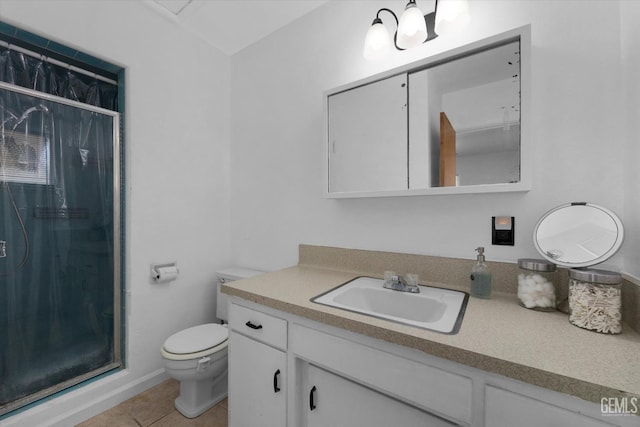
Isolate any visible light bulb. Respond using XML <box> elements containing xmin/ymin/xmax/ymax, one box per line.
<box><xmin>363</xmin><ymin>21</ymin><xmax>392</xmax><ymax>60</ymax></box>
<box><xmin>396</xmin><ymin>2</ymin><xmax>427</xmax><ymax>50</ymax></box>
<box><xmin>434</xmin><ymin>0</ymin><xmax>470</xmax><ymax>36</ymax></box>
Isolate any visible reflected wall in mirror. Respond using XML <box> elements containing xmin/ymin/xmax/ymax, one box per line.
<box><xmin>408</xmin><ymin>40</ymin><xmax>520</xmax><ymax>188</ymax></box>
<box><xmin>325</xmin><ymin>26</ymin><xmax>530</xmax><ymax>198</ymax></box>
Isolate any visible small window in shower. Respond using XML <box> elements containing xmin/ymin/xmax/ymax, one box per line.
<box><xmin>0</xmin><ymin>120</ymin><xmax>50</xmax><ymax>185</ymax></box>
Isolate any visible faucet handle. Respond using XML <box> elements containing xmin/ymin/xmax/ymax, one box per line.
<box><xmin>405</xmin><ymin>273</ymin><xmax>421</xmax><ymax>293</ymax></box>
<box><xmin>383</xmin><ymin>271</ymin><xmax>401</xmax><ymax>290</ymax></box>
<box><xmin>406</xmin><ymin>273</ymin><xmax>419</xmax><ymax>287</ymax></box>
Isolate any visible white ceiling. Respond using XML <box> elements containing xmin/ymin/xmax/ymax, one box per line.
<box><xmin>151</xmin><ymin>0</ymin><xmax>329</xmax><ymax>55</ymax></box>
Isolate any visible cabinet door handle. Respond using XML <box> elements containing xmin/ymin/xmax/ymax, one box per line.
<box><xmin>273</xmin><ymin>369</ymin><xmax>281</xmax><ymax>393</ymax></box>
<box><xmin>309</xmin><ymin>385</ymin><xmax>317</xmax><ymax>411</ymax></box>
<box><xmin>245</xmin><ymin>321</ymin><xmax>263</xmax><ymax>330</ymax></box>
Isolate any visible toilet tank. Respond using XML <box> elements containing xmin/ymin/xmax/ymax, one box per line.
<box><xmin>215</xmin><ymin>267</ymin><xmax>264</xmax><ymax>322</ymax></box>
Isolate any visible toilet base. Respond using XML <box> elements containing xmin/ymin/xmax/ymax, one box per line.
<box><xmin>174</xmin><ymin>370</ymin><xmax>228</xmax><ymax>418</ymax></box>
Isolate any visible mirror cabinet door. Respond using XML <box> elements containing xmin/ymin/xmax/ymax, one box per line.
<box><xmin>328</xmin><ymin>74</ymin><xmax>408</xmax><ymax>193</ymax></box>
<box><xmin>408</xmin><ymin>40</ymin><xmax>521</xmax><ymax>189</ymax></box>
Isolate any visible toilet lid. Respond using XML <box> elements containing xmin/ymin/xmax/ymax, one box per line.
<box><xmin>163</xmin><ymin>323</ymin><xmax>228</xmax><ymax>354</ymax></box>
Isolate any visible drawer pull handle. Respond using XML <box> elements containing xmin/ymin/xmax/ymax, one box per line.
<box><xmin>245</xmin><ymin>321</ymin><xmax>263</xmax><ymax>330</ymax></box>
<box><xmin>273</xmin><ymin>369</ymin><xmax>281</xmax><ymax>393</ymax></box>
<box><xmin>309</xmin><ymin>385</ymin><xmax>317</xmax><ymax>411</ymax></box>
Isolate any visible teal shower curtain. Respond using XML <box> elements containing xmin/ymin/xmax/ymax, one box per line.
<box><xmin>0</xmin><ymin>48</ymin><xmax>121</xmax><ymax>415</ymax></box>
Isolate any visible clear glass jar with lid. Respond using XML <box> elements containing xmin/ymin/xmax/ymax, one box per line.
<box><xmin>568</xmin><ymin>269</ymin><xmax>622</xmax><ymax>334</ymax></box>
<box><xmin>517</xmin><ymin>258</ymin><xmax>557</xmax><ymax>311</ymax></box>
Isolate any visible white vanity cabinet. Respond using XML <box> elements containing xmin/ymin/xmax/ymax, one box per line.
<box><xmin>228</xmin><ymin>303</ymin><xmax>287</xmax><ymax>427</ymax></box>
<box><xmin>227</xmin><ymin>299</ymin><xmax>637</xmax><ymax>427</ymax></box>
<box><xmin>302</xmin><ymin>364</ymin><xmax>456</xmax><ymax>427</ymax></box>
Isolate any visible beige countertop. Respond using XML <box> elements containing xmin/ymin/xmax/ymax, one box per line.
<box><xmin>222</xmin><ymin>264</ymin><xmax>640</xmax><ymax>404</ymax></box>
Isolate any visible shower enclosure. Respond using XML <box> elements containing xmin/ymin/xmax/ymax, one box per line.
<box><xmin>0</xmin><ymin>79</ymin><xmax>121</xmax><ymax>415</ymax></box>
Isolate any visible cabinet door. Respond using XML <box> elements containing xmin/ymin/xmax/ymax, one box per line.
<box><xmin>485</xmin><ymin>386</ymin><xmax>615</xmax><ymax>427</ymax></box>
<box><xmin>303</xmin><ymin>364</ymin><xmax>456</xmax><ymax>427</ymax></box>
<box><xmin>228</xmin><ymin>331</ymin><xmax>286</xmax><ymax>427</ymax></box>
<box><xmin>328</xmin><ymin>73</ymin><xmax>408</xmax><ymax>193</ymax></box>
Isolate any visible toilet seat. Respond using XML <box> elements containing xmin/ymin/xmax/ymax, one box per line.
<box><xmin>161</xmin><ymin>323</ymin><xmax>228</xmax><ymax>361</ymax></box>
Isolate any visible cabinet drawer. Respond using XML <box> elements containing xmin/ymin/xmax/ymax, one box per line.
<box><xmin>229</xmin><ymin>303</ymin><xmax>288</xmax><ymax>350</ymax></box>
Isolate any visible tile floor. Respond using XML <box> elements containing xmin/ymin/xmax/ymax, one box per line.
<box><xmin>76</xmin><ymin>379</ymin><xmax>227</xmax><ymax>427</ymax></box>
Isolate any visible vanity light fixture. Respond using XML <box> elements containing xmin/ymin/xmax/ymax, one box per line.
<box><xmin>363</xmin><ymin>0</ymin><xmax>470</xmax><ymax>61</ymax></box>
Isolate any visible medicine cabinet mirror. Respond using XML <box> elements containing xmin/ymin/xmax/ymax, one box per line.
<box><xmin>324</xmin><ymin>26</ymin><xmax>530</xmax><ymax>198</ymax></box>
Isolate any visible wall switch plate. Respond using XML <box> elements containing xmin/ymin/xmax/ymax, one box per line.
<box><xmin>492</xmin><ymin>216</ymin><xmax>515</xmax><ymax>246</ymax></box>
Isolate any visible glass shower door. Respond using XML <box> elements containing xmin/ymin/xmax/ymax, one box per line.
<box><xmin>0</xmin><ymin>82</ymin><xmax>121</xmax><ymax>415</ymax></box>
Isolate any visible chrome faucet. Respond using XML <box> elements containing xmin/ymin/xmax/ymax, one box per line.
<box><xmin>383</xmin><ymin>274</ymin><xmax>420</xmax><ymax>293</ymax></box>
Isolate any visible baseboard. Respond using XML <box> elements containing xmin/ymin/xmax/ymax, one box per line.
<box><xmin>2</xmin><ymin>369</ymin><xmax>169</xmax><ymax>427</ymax></box>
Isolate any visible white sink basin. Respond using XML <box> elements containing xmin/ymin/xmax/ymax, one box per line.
<box><xmin>311</xmin><ymin>277</ymin><xmax>468</xmax><ymax>334</ymax></box>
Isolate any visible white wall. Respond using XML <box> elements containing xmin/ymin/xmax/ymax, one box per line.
<box><xmin>0</xmin><ymin>1</ymin><xmax>231</xmax><ymax>425</ymax></box>
<box><xmin>621</xmin><ymin>1</ymin><xmax>640</xmax><ymax>280</ymax></box>
<box><xmin>230</xmin><ymin>0</ymin><xmax>630</xmax><ymax>275</ymax></box>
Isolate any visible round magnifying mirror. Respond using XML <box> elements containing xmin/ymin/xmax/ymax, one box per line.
<box><xmin>533</xmin><ymin>202</ymin><xmax>624</xmax><ymax>268</ymax></box>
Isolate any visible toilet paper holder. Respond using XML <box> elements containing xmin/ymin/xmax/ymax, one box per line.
<box><xmin>151</xmin><ymin>261</ymin><xmax>179</xmax><ymax>283</ymax></box>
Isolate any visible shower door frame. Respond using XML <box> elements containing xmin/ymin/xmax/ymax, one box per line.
<box><xmin>0</xmin><ymin>81</ymin><xmax>122</xmax><ymax>415</ymax></box>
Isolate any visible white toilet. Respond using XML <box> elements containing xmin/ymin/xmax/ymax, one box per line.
<box><xmin>160</xmin><ymin>267</ymin><xmax>263</xmax><ymax>418</ymax></box>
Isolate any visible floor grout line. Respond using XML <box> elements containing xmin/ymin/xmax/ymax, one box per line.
<box><xmin>77</xmin><ymin>379</ymin><xmax>228</xmax><ymax>427</ymax></box>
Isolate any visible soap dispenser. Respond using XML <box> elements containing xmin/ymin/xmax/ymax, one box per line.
<box><xmin>470</xmin><ymin>247</ymin><xmax>492</xmax><ymax>298</ymax></box>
